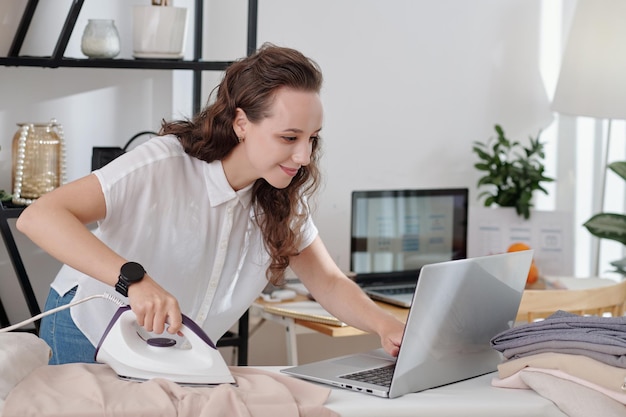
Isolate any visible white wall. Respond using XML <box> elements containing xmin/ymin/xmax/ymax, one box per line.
<box><xmin>255</xmin><ymin>0</ymin><xmax>554</xmax><ymax>269</ymax></box>
<box><xmin>0</xmin><ymin>1</ymin><xmax>560</xmax><ymax>331</ymax></box>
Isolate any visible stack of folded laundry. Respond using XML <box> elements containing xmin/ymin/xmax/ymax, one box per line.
<box><xmin>490</xmin><ymin>310</ymin><xmax>626</xmax><ymax>417</ymax></box>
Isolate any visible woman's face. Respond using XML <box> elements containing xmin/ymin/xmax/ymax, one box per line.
<box><xmin>233</xmin><ymin>87</ymin><xmax>323</xmax><ymax>190</ymax></box>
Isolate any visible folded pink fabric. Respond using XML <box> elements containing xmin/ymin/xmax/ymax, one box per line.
<box><xmin>497</xmin><ymin>352</ymin><xmax>626</xmax><ymax>394</ymax></box>
<box><xmin>493</xmin><ymin>367</ymin><xmax>626</xmax><ymax>405</ymax></box>
<box><xmin>3</xmin><ymin>364</ymin><xmax>339</xmax><ymax>417</ymax></box>
<box><xmin>510</xmin><ymin>370</ymin><xmax>626</xmax><ymax>417</ymax></box>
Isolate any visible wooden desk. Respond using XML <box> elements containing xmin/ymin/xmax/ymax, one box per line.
<box><xmin>253</xmin><ymin>295</ymin><xmax>408</xmax><ymax>364</ymax></box>
<box><xmin>256</xmin><ymin>277</ymin><xmax>621</xmax><ymax>365</ymax></box>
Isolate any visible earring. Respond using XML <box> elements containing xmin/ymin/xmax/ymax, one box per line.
<box><xmin>238</xmin><ymin>136</ymin><xmax>244</xmax><ymax>143</ymax></box>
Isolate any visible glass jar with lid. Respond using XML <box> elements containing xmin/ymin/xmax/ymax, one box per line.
<box><xmin>11</xmin><ymin>119</ymin><xmax>66</xmax><ymax>205</ymax></box>
<box><xmin>81</xmin><ymin>19</ymin><xmax>121</xmax><ymax>59</ymax></box>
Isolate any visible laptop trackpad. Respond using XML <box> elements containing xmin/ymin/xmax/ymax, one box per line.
<box><xmin>332</xmin><ymin>351</ymin><xmax>394</xmax><ymax>370</ymax></box>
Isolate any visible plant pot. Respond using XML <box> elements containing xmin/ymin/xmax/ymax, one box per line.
<box><xmin>132</xmin><ymin>5</ymin><xmax>188</xmax><ymax>59</ymax></box>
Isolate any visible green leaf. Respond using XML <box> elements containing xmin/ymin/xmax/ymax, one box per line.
<box><xmin>518</xmin><ymin>190</ymin><xmax>532</xmax><ymax>205</ymax></box>
<box><xmin>611</xmin><ymin>256</ymin><xmax>626</xmax><ymax>270</ymax></box>
<box><xmin>517</xmin><ymin>204</ymin><xmax>530</xmax><ymax>220</ymax></box>
<box><xmin>536</xmin><ymin>185</ymin><xmax>549</xmax><ymax>195</ymax></box>
<box><xmin>583</xmin><ymin>213</ymin><xmax>626</xmax><ymax>245</ymax></box>
<box><xmin>472</xmin><ymin>147</ymin><xmax>491</xmax><ymax>161</ymax></box>
<box><xmin>477</xmin><ymin>176</ymin><xmax>494</xmax><ymax>186</ymax></box>
<box><xmin>609</xmin><ymin>161</ymin><xmax>626</xmax><ymax>181</ymax></box>
<box><xmin>0</xmin><ymin>190</ymin><xmax>12</xmax><ymax>202</ymax></box>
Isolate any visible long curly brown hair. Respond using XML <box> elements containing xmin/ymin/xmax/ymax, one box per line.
<box><xmin>159</xmin><ymin>44</ymin><xmax>323</xmax><ymax>285</ymax></box>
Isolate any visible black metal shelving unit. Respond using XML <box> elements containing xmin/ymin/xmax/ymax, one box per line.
<box><xmin>0</xmin><ymin>0</ymin><xmax>258</xmax><ymax>113</ymax></box>
<box><xmin>0</xmin><ymin>0</ymin><xmax>257</xmax><ymax>364</ymax></box>
<box><xmin>0</xmin><ymin>202</ymin><xmax>38</xmax><ymax>332</ymax></box>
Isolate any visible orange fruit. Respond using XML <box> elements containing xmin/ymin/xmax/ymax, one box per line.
<box><xmin>526</xmin><ymin>261</ymin><xmax>539</xmax><ymax>285</ymax></box>
<box><xmin>507</xmin><ymin>242</ymin><xmax>538</xmax><ymax>284</ymax></box>
<box><xmin>507</xmin><ymin>242</ymin><xmax>531</xmax><ymax>252</ymax></box>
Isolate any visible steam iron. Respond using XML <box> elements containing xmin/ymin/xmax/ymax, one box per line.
<box><xmin>95</xmin><ymin>306</ymin><xmax>236</xmax><ymax>385</ymax></box>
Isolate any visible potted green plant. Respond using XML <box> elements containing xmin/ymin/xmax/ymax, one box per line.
<box><xmin>472</xmin><ymin>124</ymin><xmax>554</xmax><ymax>220</ymax></box>
<box><xmin>583</xmin><ymin>161</ymin><xmax>626</xmax><ymax>275</ymax></box>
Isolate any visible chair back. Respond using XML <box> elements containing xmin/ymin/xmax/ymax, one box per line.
<box><xmin>516</xmin><ymin>279</ymin><xmax>626</xmax><ymax>323</ymax></box>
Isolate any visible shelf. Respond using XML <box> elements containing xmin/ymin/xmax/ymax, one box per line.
<box><xmin>2</xmin><ymin>0</ymin><xmax>258</xmax><ymax>113</ymax></box>
<box><xmin>0</xmin><ymin>201</ymin><xmax>26</xmax><ymax>219</ymax></box>
<box><xmin>0</xmin><ymin>56</ymin><xmax>233</xmax><ymax>71</ymax></box>
<box><xmin>3</xmin><ymin>0</ymin><xmax>257</xmax><ymax>68</ymax></box>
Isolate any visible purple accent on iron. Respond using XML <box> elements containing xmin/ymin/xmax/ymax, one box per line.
<box><xmin>95</xmin><ymin>305</ymin><xmax>131</xmax><ymax>360</ymax></box>
<box><xmin>181</xmin><ymin>314</ymin><xmax>217</xmax><ymax>349</ymax></box>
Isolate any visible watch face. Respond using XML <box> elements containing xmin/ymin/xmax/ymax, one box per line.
<box><xmin>121</xmin><ymin>262</ymin><xmax>145</xmax><ymax>283</ymax></box>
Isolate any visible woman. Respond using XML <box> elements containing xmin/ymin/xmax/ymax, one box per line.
<box><xmin>17</xmin><ymin>44</ymin><xmax>405</xmax><ymax>364</ymax></box>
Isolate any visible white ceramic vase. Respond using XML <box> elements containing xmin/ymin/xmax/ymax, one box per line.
<box><xmin>132</xmin><ymin>5</ymin><xmax>188</xmax><ymax>59</ymax></box>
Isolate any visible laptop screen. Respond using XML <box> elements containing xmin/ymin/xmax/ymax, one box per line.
<box><xmin>350</xmin><ymin>188</ymin><xmax>468</xmax><ymax>285</ymax></box>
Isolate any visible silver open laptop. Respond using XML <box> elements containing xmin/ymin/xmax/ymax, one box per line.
<box><xmin>282</xmin><ymin>250</ymin><xmax>532</xmax><ymax>398</ymax></box>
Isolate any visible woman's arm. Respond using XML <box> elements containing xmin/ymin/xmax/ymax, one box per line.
<box><xmin>289</xmin><ymin>236</ymin><xmax>405</xmax><ymax>356</ymax></box>
<box><xmin>16</xmin><ymin>174</ymin><xmax>182</xmax><ymax>334</ymax></box>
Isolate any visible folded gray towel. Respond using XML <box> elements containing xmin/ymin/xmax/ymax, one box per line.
<box><xmin>503</xmin><ymin>344</ymin><xmax>626</xmax><ymax>368</ymax></box>
<box><xmin>491</xmin><ymin>311</ymin><xmax>626</xmax><ymax>358</ymax></box>
<box><xmin>503</xmin><ymin>339</ymin><xmax>626</xmax><ymax>358</ymax></box>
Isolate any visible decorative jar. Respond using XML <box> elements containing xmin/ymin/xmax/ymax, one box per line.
<box><xmin>11</xmin><ymin>119</ymin><xmax>66</xmax><ymax>205</ymax></box>
<box><xmin>81</xmin><ymin>19</ymin><xmax>120</xmax><ymax>59</ymax></box>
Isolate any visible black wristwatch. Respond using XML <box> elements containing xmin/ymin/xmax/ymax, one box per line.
<box><xmin>115</xmin><ymin>261</ymin><xmax>145</xmax><ymax>297</ymax></box>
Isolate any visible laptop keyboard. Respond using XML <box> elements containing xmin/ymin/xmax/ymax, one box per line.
<box><xmin>371</xmin><ymin>286</ymin><xmax>415</xmax><ymax>295</ymax></box>
<box><xmin>339</xmin><ymin>364</ymin><xmax>395</xmax><ymax>387</ymax></box>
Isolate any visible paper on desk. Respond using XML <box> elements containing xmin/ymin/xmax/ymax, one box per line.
<box><xmin>263</xmin><ymin>301</ymin><xmax>346</xmax><ymax>327</ymax></box>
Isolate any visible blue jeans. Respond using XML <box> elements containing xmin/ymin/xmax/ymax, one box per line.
<box><xmin>40</xmin><ymin>287</ymin><xmax>96</xmax><ymax>364</ymax></box>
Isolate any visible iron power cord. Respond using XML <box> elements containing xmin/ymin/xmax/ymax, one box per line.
<box><xmin>0</xmin><ymin>293</ymin><xmax>125</xmax><ymax>333</ymax></box>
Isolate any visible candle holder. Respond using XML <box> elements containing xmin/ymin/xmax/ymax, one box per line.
<box><xmin>11</xmin><ymin>119</ymin><xmax>66</xmax><ymax>205</ymax></box>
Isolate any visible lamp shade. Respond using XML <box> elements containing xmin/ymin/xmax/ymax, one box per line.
<box><xmin>551</xmin><ymin>0</ymin><xmax>626</xmax><ymax>120</ymax></box>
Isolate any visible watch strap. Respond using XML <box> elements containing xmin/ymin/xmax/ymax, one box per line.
<box><xmin>115</xmin><ymin>278</ymin><xmax>129</xmax><ymax>297</ymax></box>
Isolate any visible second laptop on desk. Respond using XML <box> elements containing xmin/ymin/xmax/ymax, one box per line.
<box><xmin>286</xmin><ymin>188</ymin><xmax>469</xmax><ymax>308</ymax></box>
<box><xmin>350</xmin><ymin>188</ymin><xmax>469</xmax><ymax>307</ymax></box>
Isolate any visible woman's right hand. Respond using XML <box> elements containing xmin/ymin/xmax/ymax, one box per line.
<box><xmin>126</xmin><ymin>275</ymin><xmax>183</xmax><ymax>335</ymax></box>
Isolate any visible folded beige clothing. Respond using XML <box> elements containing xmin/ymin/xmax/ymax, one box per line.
<box><xmin>493</xmin><ymin>367</ymin><xmax>626</xmax><ymax>405</ymax></box>
<box><xmin>3</xmin><ymin>363</ymin><xmax>339</xmax><ymax>417</ymax></box>
<box><xmin>520</xmin><ymin>370</ymin><xmax>626</xmax><ymax>417</ymax></box>
<box><xmin>498</xmin><ymin>352</ymin><xmax>626</xmax><ymax>394</ymax></box>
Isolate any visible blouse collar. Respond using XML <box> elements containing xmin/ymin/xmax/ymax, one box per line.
<box><xmin>205</xmin><ymin>160</ymin><xmax>253</xmax><ymax>210</ymax></box>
